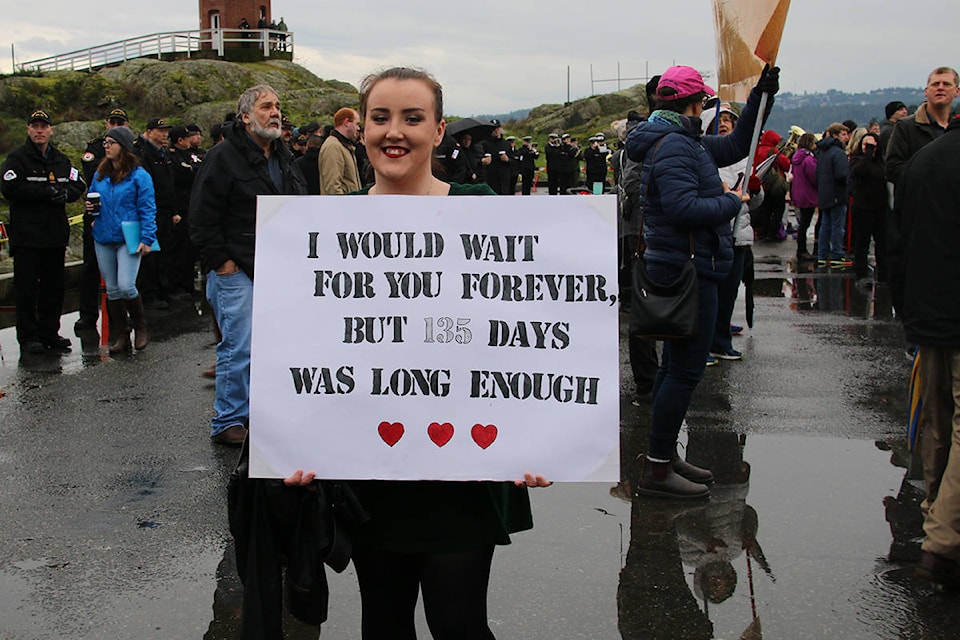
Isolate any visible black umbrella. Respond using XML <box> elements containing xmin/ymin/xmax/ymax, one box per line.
<box><xmin>446</xmin><ymin>117</ymin><xmax>496</xmax><ymax>142</ymax></box>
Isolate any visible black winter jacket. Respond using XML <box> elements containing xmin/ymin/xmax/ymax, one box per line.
<box><xmin>885</xmin><ymin>103</ymin><xmax>950</xmax><ymax>185</ymax></box>
<box><xmin>895</xmin><ymin>117</ymin><xmax>960</xmax><ymax>347</ymax></box>
<box><xmin>135</xmin><ymin>136</ymin><xmax>178</xmax><ymax>217</ymax></box>
<box><xmin>849</xmin><ymin>151</ymin><xmax>886</xmax><ymax>212</ymax></box>
<box><xmin>228</xmin><ymin>441</ymin><xmax>369</xmax><ymax>640</ymax></box>
<box><xmin>189</xmin><ymin>121</ymin><xmax>307</xmax><ymax>279</ymax></box>
<box><xmin>0</xmin><ymin>138</ymin><xmax>85</xmax><ymax>251</ymax></box>
<box><xmin>815</xmin><ymin>136</ymin><xmax>849</xmax><ymax>209</ymax></box>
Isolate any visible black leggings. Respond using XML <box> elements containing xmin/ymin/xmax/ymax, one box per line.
<box><xmin>352</xmin><ymin>545</ymin><xmax>496</xmax><ymax>640</ymax></box>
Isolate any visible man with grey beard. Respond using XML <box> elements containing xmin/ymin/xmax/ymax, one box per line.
<box><xmin>190</xmin><ymin>84</ymin><xmax>307</xmax><ymax>445</ymax></box>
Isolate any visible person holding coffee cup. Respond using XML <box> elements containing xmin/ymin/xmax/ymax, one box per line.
<box><xmin>86</xmin><ymin>126</ymin><xmax>157</xmax><ymax>353</ymax></box>
<box><xmin>86</xmin><ymin>192</ymin><xmax>100</xmax><ymax>215</ymax></box>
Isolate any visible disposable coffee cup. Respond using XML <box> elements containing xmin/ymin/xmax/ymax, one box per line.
<box><xmin>87</xmin><ymin>192</ymin><xmax>101</xmax><ymax>215</ymax></box>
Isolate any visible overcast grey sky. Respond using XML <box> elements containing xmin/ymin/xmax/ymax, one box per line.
<box><xmin>5</xmin><ymin>1</ymin><xmax>958</xmax><ymax>117</ymax></box>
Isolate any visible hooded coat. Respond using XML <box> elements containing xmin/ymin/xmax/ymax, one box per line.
<box><xmin>790</xmin><ymin>148</ymin><xmax>818</xmax><ymax>209</ymax></box>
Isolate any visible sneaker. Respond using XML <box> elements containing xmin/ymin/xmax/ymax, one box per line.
<box><xmin>705</xmin><ymin>355</ymin><xmax>719</xmax><ymax>367</ymax></box>
<box><xmin>730</xmin><ymin>325</ymin><xmax>744</xmax><ymax>335</ymax></box>
<box><xmin>817</xmin><ymin>259</ymin><xmax>830</xmax><ymax>267</ymax></box>
<box><xmin>710</xmin><ymin>349</ymin><xmax>743</xmax><ymax>361</ymax></box>
<box><xmin>830</xmin><ymin>257</ymin><xmax>853</xmax><ymax>268</ymax></box>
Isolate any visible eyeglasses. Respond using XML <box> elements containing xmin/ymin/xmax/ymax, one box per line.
<box><xmin>103</xmin><ymin>140</ymin><xmax>117</xmax><ymax>148</ymax></box>
<box><xmin>108</xmin><ymin>119</ymin><xmax>126</xmax><ymax>126</ymax></box>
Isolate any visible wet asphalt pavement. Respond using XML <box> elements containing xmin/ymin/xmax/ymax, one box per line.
<box><xmin>1</xmin><ymin>234</ymin><xmax>959</xmax><ymax>639</ymax></box>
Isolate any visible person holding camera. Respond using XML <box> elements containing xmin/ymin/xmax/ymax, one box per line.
<box><xmin>1</xmin><ymin>109</ymin><xmax>86</xmax><ymax>354</ymax></box>
<box><xmin>849</xmin><ymin>131</ymin><xmax>887</xmax><ymax>281</ymax></box>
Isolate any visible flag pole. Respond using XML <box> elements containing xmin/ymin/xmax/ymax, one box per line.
<box><xmin>732</xmin><ymin>91</ymin><xmax>768</xmax><ymax>234</ymax></box>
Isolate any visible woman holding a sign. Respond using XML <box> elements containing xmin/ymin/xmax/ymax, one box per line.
<box><xmin>286</xmin><ymin>67</ymin><xmax>549</xmax><ymax>639</ymax></box>
<box><xmin>625</xmin><ymin>65</ymin><xmax>779</xmax><ymax>499</ymax></box>
<box><xmin>86</xmin><ymin>126</ymin><xmax>156</xmax><ymax>353</ymax></box>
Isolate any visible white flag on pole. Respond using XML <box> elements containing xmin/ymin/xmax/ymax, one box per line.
<box><xmin>713</xmin><ymin>0</ymin><xmax>791</xmax><ymax>102</ymax></box>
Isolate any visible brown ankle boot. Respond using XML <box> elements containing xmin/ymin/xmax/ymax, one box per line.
<box><xmin>636</xmin><ymin>455</ymin><xmax>710</xmax><ymax>500</ymax></box>
<box><xmin>126</xmin><ymin>295</ymin><xmax>149</xmax><ymax>350</ymax></box>
<box><xmin>107</xmin><ymin>299</ymin><xmax>131</xmax><ymax>354</ymax></box>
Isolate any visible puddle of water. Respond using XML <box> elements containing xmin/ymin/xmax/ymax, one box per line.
<box><xmin>0</xmin><ymin>302</ymin><xmax>213</xmax><ymax>393</ymax></box>
<box><xmin>750</xmin><ymin>275</ymin><xmax>895</xmax><ymax>320</ymax></box>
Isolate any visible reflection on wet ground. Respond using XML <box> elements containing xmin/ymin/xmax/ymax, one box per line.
<box><xmin>3</xmin><ymin>239</ymin><xmax>960</xmax><ymax>638</ymax></box>
<box><xmin>610</xmin><ymin>426</ymin><xmax>954</xmax><ymax>640</ymax></box>
<box><xmin>0</xmin><ymin>293</ymin><xmax>213</xmax><ymax>390</ymax></box>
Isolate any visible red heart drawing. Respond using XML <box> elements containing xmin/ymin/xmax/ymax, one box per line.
<box><xmin>471</xmin><ymin>424</ymin><xmax>498</xmax><ymax>449</ymax></box>
<box><xmin>378</xmin><ymin>421</ymin><xmax>404</xmax><ymax>447</ymax></box>
<box><xmin>427</xmin><ymin>422</ymin><xmax>455</xmax><ymax>447</ymax></box>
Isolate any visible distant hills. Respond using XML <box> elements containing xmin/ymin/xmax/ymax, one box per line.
<box><xmin>482</xmin><ymin>86</ymin><xmax>954</xmax><ymax>139</ymax></box>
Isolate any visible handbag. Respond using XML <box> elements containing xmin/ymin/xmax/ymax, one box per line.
<box><xmin>630</xmin><ymin>138</ymin><xmax>699</xmax><ymax>340</ymax></box>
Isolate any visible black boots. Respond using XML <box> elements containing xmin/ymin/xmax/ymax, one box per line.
<box><xmin>107</xmin><ymin>299</ymin><xmax>131</xmax><ymax>354</ymax></box>
<box><xmin>126</xmin><ymin>295</ymin><xmax>149</xmax><ymax>351</ymax></box>
<box><xmin>635</xmin><ymin>454</ymin><xmax>711</xmax><ymax>500</ymax></box>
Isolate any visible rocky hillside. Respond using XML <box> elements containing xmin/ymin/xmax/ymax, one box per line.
<box><xmin>502</xmin><ymin>84</ymin><xmax>649</xmax><ymax>144</ymax></box>
<box><xmin>0</xmin><ymin>58</ymin><xmax>358</xmax><ymax>158</ymax></box>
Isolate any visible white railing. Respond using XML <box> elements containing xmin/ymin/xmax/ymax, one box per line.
<box><xmin>17</xmin><ymin>28</ymin><xmax>294</xmax><ymax>73</ymax></box>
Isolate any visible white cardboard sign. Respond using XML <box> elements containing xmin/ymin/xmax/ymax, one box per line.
<box><xmin>248</xmin><ymin>194</ymin><xmax>620</xmax><ymax>481</ymax></box>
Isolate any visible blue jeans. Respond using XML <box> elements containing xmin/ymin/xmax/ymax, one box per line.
<box><xmin>94</xmin><ymin>241</ymin><xmax>141</xmax><ymax>300</ymax></box>
<box><xmin>711</xmin><ymin>247</ymin><xmax>746</xmax><ymax>354</ymax></box>
<box><xmin>646</xmin><ymin>262</ymin><xmax>719</xmax><ymax>461</ymax></box>
<box><xmin>817</xmin><ymin>204</ymin><xmax>847</xmax><ymax>260</ymax></box>
<box><xmin>206</xmin><ymin>269</ymin><xmax>253</xmax><ymax>437</ymax></box>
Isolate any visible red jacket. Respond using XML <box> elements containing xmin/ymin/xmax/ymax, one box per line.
<box><xmin>755</xmin><ymin>130</ymin><xmax>790</xmax><ymax>175</ymax></box>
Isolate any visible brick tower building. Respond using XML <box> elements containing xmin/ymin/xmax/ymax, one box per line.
<box><xmin>200</xmin><ymin>0</ymin><xmax>271</xmax><ymax>33</ymax></box>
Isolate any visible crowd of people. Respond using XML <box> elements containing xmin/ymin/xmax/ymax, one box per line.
<box><xmin>617</xmin><ymin>65</ymin><xmax>960</xmax><ymax>598</ymax></box>
<box><xmin>2</xmin><ymin>61</ymin><xmax>960</xmax><ymax>634</ymax></box>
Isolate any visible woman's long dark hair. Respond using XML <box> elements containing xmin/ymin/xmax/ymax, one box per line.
<box><xmin>96</xmin><ymin>147</ymin><xmax>139</xmax><ymax>183</ymax></box>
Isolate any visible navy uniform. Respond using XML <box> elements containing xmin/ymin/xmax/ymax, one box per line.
<box><xmin>558</xmin><ymin>134</ymin><xmax>582</xmax><ymax>194</ymax></box>
<box><xmin>506</xmin><ymin>136</ymin><xmax>521</xmax><ymax>195</ymax></box>
<box><xmin>518</xmin><ymin>136</ymin><xmax>539</xmax><ymax>195</ymax></box>
<box><xmin>134</xmin><ymin>118</ymin><xmax>177</xmax><ymax>308</ymax></box>
<box><xmin>0</xmin><ymin>110</ymin><xmax>86</xmax><ymax>352</ymax></box>
<box><xmin>544</xmin><ymin>133</ymin><xmax>563</xmax><ymax>194</ymax></box>
<box><xmin>168</xmin><ymin>126</ymin><xmax>203</xmax><ymax>297</ymax></box>
<box><xmin>434</xmin><ymin>132</ymin><xmax>468</xmax><ymax>184</ymax></box>
<box><xmin>481</xmin><ymin>120</ymin><xmax>513</xmax><ymax>195</ymax></box>
<box><xmin>583</xmin><ymin>134</ymin><xmax>611</xmax><ymax>193</ymax></box>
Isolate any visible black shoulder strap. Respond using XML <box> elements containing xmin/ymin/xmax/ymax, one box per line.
<box><xmin>634</xmin><ymin>135</ymin><xmax>695</xmax><ymax>259</ymax></box>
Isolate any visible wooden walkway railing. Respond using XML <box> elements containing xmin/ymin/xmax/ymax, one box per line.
<box><xmin>17</xmin><ymin>28</ymin><xmax>294</xmax><ymax>73</ymax></box>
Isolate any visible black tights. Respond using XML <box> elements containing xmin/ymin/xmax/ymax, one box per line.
<box><xmin>352</xmin><ymin>545</ymin><xmax>496</xmax><ymax>640</ymax></box>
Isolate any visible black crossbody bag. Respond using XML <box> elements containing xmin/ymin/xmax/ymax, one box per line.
<box><xmin>630</xmin><ymin>138</ymin><xmax>699</xmax><ymax>340</ymax></box>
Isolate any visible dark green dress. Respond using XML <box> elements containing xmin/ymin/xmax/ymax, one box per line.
<box><xmin>349</xmin><ymin>182</ymin><xmax>534</xmax><ymax>554</ymax></box>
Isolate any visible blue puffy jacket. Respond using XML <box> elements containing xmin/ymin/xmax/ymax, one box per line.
<box><xmin>89</xmin><ymin>165</ymin><xmax>157</xmax><ymax>246</ymax></box>
<box><xmin>625</xmin><ymin>88</ymin><xmax>766</xmax><ymax>281</ymax></box>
